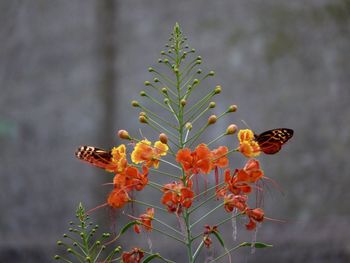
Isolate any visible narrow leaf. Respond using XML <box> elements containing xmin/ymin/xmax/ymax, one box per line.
<box><xmin>143</xmin><ymin>254</ymin><xmax>161</xmax><ymax>263</ymax></box>
<box><xmin>240</xmin><ymin>242</ymin><xmax>273</xmax><ymax>248</ymax></box>
<box><xmin>212</xmin><ymin>231</ymin><xmax>225</xmax><ymax>247</ymax></box>
<box><xmin>120</xmin><ymin>221</ymin><xmax>138</xmax><ymax>235</ymax></box>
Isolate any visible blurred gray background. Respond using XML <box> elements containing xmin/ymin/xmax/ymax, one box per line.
<box><xmin>1</xmin><ymin>0</ymin><xmax>350</xmax><ymax>262</ymax></box>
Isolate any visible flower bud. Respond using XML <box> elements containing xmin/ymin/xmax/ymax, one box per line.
<box><xmin>227</xmin><ymin>104</ymin><xmax>238</xmax><ymax>113</ymax></box>
<box><xmin>208</xmin><ymin>115</ymin><xmax>217</xmax><ymax>125</ymax></box>
<box><xmin>118</xmin><ymin>130</ymin><xmax>131</xmax><ymax>140</ymax></box>
<box><xmin>131</xmin><ymin>100</ymin><xmax>140</xmax><ymax>107</ymax></box>
<box><xmin>208</xmin><ymin>71</ymin><xmax>215</xmax><ymax>76</ymax></box>
<box><xmin>144</xmin><ymin>81</ymin><xmax>151</xmax><ymax>86</ymax></box>
<box><xmin>226</xmin><ymin>124</ymin><xmax>237</xmax><ymax>135</ymax></box>
<box><xmin>154</xmin><ymin>78</ymin><xmax>159</xmax><ymax>83</ymax></box>
<box><xmin>180</xmin><ymin>99</ymin><xmax>186</xmax><ymax>107</ymax></box>
<box><xmin>197</xmin><ymin>56</ymin><xmax>202</xmax><ymax>60</ymax></box>
<box><xmin>161</xmin><ymin>87</ymin><xmax>168</xmax><ymax>94</ymax></box>
<box><xmin>174</xmin><ymin>67</ymin><xmax>179</xmax><ymax>73</ymax></box>
<box><xmin>158</xmin><ymin>58</ymin><xmax>163</xmax><ymax>63</ymax></box>
<box><xmin>54</xmin><ymin>255</ymin><xmax>60</xmax><ymax>260</ymax></box>
<box><xmin>197</xmin><ymin>69</ymin><xmax>202</xmax><ymax>74</ymax></box>
<box><xmin>140</xmin><ymin>91</ymin><xmax>147</xmax><ymax>97</ymax></box>
<box><xmin>164</xmin><ymin>98</ymin><xmax>169</xmax><ymax>104</ymax></box>
<box><xmin>159</xmin><ymin>133</ymin><xmax>168</xmax><ymax>144</ymax></box>
<box><xmin>139</xmin><ymin>116</ymin><xmax>148</xmax><ymax>124</ymax></box>
<box><xmin>163</xmin><ymin>58</ymin><xmax>169</xmax><ymax>63</ymax></box>
<box><xmin>192</xmin><ymin>79</ymin><xmax>199</xmax><ymax>85</ymax></box>
<box><xmin>214</xmin><ymin>85</ymin><xmax>221</xmax><ymax>94</ymax></box>
<box><xmin>160</xmin><ymin>50</ymin><xmax>166</xmax><ymax>55</ymax></box>
<box><xmin>185</xmin><ymin>122</ymin><xmax>192</xmax><ymax>130</ymax></box>
<box><xmin>148</xmin><ymin>67</ymin><xmax>154</xmax><ymax>72</ymax></box>
<box><xmin>209</xmin><ymin>102</ymin><xmax>216</xmax><ymax>108</ymax></box>
<box><xmin>191</xmin><ymin>48</ymin><xmax>195</xmax><ymax>52</ymax></box>
<box><xmin>139</xmin><ymin>112</ymin><xmax>147</xmax><ymax>117</ymax></box>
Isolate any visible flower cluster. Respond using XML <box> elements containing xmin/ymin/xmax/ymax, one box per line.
<box><xmin>67</xmin><ymin>23</ymin><xmax>292</xmax><ymax>263</ymax></box>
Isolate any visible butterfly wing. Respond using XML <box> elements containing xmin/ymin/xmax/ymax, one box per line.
<box><xmin>255</xmin><ymin>128</ymin><xmax>293</xmax><ymax>154</ymax></box>
<box><xmin>75</xmin><ymin>146</ymin><xmax>114</xmax><ymax>170</ymax></box>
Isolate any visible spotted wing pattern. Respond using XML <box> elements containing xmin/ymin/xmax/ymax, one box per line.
<box><xmin>254</xmin><ymin>128</ymin><xmax>293</xmax><ymax>154</ymax></box>
<box><xmin>75</xmin><ymin>146</ymin><xmax>113</xmax><ymax>170</ymax></box>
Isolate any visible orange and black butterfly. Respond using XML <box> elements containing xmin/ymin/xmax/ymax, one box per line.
<box><xmin>254</xmin><ymin>128</ymin><xmax>293</xmax><ymax>154</ymax></box>
<box><xmin>75</xmin><ymin>146</ymin><xmax>114</xmax><ymax>170</ymax></box>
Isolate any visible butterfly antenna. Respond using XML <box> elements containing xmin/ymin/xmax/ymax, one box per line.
<box><xmin>240</xmin><ymin>119</ymin><xmax>252</xmax><ymax>130</ymax></box>
<box><xmin>139</xmin><ymin>128</ymin><xmax>144</xmax><ymax>139</ymax></box>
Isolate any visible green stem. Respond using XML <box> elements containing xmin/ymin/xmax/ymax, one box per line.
<box><xmin>190</xmin><ymin>203</ymin><xmax>223</xmax><ymax>229</ymax></box>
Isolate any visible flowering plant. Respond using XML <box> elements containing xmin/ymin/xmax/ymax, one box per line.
<box><xmin>55</xmin><ymin>23</ymin><xmax>293</xmax><ymax>263</ymax></box>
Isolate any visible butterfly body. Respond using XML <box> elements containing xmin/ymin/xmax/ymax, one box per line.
<box><xmin>254</xmin><ymin>128</ymin><xmax>293</xmax><ymax>154</ymax></box>
<box><xmin>75</xmin><ymin>146</ymin><xmax>114</xmax><ymax>170</ymax></box>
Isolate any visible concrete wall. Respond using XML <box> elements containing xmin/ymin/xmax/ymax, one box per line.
<box><xmin>0</xmin><ymin>0</ymin><xmax>349</xmax><ymax>262</ymax></box>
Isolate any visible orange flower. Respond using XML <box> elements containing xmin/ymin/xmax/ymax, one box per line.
<box><xmin>203</xmin><ymin>225</ymin><xmax>218</xmax><ymax>248</ymax></box>
<box><xmin>176</xmin><ymin>144</ymin><xmax>212</xmax><ymax>175</ymax></box>
<box><xmin>139</xmin><ymin>208</ymin><xmax>154</xmax><ymax>232</ymax></box>
<box><xmin>236</xmin><ymin>159</ymin><xmax>264</xmax><ymax>183</ymax></box>
<box><xmin>107</xmin><ymin>188</ymin><xmax>130</xmax><ymax>209</ymax></box>
<box><xmin>116</xmin><ymin>166</ymin><xmax>149</xmax><ymax>191</ymax></box>
<box><xmin>237</xmin><ymin>129</ymin><xmax>260</xmax><ymax>158</ymax></box>
<box><xmin>161</xmin><ymin>181</ymin><xmax>194</xmax><ymax>213</ymax></box>
<box><xmin>211</xmin><ymin>146</ymin><xmax>229</xmax><ymax>168</ymax></box>
<box><xmin>131</xmin><ymin>140</ymin><xmax>168</xmax><ymax>168</ymax></box>
<box><xmin>223</xmin><ymin>194</ymin><xmax>248</xmax><ymax>213</ymax></box>
<box><xmin>244</xmin><ymin>208</ymin><xmax>264</xmax><ymax>230</ymax></box>
<box><xmin>224</xmin><ymin>169</ymin><xmax>252</xmax><ymax>195</ymax></box>
<box><xmin>122</xmin><ymin>248</ymin><xmax>144</xmax><ymax>263</ymax></box>
<box><xmin>101</xmin><ymin>144</ymin><xmax>128</xmax><ymax>173</ymax></box>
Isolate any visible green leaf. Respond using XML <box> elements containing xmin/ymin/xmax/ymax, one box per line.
<box><xmin>143</xmin><ymin>254</ymin><xmax>161</xmax><ymax>263</ymax></box>
<box><xmin>120</xmin><ymin>221</ymin><xmax>138</xmax><ymax>235</ymax></box>
<box><xmin>212</xmin><ymin>231</ymin><xmax>225</xmax><ymax>247</ymax></box>
<box><xmin>240</xmin><ymin>242</ymin><xmax>273</xmax><ymax>248</ymax></box>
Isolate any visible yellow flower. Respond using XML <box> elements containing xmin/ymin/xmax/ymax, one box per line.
<box><xmin>237</xmin><ymin>129</ymin><xmax>260</xmax><ymax>158</ymax></box>
<box><xmin>131</xmin><ymin>139</ymin><xmax>169</xmax><ymax>168</ymax></box>
<box><xmin>107</xmin><ymin>144</ymin><xmax>128</xmax><ymax>173</ymax></box>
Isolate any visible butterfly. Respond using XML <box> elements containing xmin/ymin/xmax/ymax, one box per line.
<box><xmin>75</xmin><ymin>146</ymin><xmax>115</xmax><ymax>170</ymax></box>
<box><xmin>254</xmin><ymin>128</ymin><xmax>293</xmax><ymax>154</ymax></box>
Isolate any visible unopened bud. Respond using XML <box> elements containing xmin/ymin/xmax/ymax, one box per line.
<box><xmin>180</xmin><ymin>99</ymin><xmax>186</xmax><ymax>107</ymax></box>
<box><xmin>227</xmin><ymin>104</ymin><xmax>238</xmax><ymax>113</ymax></box>
<box><xmin>193</xmin><ymin>79</ymin><xmax>199</xmax><ymax>85</ymax></box>
<box><xmin>164</xmin><ymin>98</ymin><xmax>169</xmax><ymax>104</ymax></box>
<box><xmin>185</xmin><ymin>122</ymin><xmax>192</xmax><ymax>130</ymax></box>
<box><xmin>139</xmin><ymin>116</ymin><xmax>148</xmax><ymax>124</ymax></box>
<box><xmin>140</xmin><ymin>91</ymin><xmax>147</xmax><ymax>97</ymax></box>
<box><xmin>163</xmin><ymin>58</ymin><xmax>169</xmax><ymax>63</ymax></box>
<box><xmin>158</xmin><ymin>58</ymin><xmax>163</xmax><ymax>63</ymax></box>
<box><xmin>118</xmin><ymin>130</ymin><xmax>131</xmax><ymax>140</ymax></box>
<box><xmin>214</xmin><ymin>86</ymin><xmax>222</xmax><ymax>94</ymax></box>
<box><xmin>131</xmin><ymin>100</ymin><xmax>140</xmax><ymax>107</ymax></box>
<box><xmin>148</xmin><ymin>67</ymin><xmax>154</xmax><ymax>72</ymax></box>
<box><xmin>159</xmin><ymin>133</ymin><xmax>168</xmax><ymax>144</ymax></box>
<box><xmin>208</xmin><ymin>71</ymin><xmax>215</xmax><ymax>76</ymax></box>
<box><xmin>197</xmin><ymin>69</ymin><xmax>202</xmax><ymax>74</ymax></box>
<box><xmin>209</xmin><ymin>102</ymin><xmax>216</xmax><ymax>108</ymax></box>
<box><xmin>174</xmin><ymin>67</ymin><xmax>179</xmax><ymax>73</ymax></box>
<box><xmin>139</xmin><ymin>112</ymin><xmax>147</xmax><ymax>117</ymax></box>
<box><xmin>161</xmin><ymin>50</ymin><xmax>166</xmax><ymax>55</ymax></box>
<box><xmin>161</xmin><ymin>88</ymin><xmax>168</xmax><ymax>94</ymax></box>
<box><xmin>208</xmin><ymin>115</ymin><xmax>217</xmax><ymax>125</ymax></box>
<box><xmin>154</xmin><ymin>78</ymin><xmax>159</xmax><ymax>83</ymax></box>
<box><xmin>54</xmin><ymin>255</ymin><xmax>60</xmax><ymax>260</ymax></box>
<box><xmin>144</xmin><ymin>81</ymin><xmax>151</xmax><ymax>86</ymax></box>
<box><xmin>226</xmin><ymin>124</ymin><xmax>238</xmax><ymax>135</ymax></box>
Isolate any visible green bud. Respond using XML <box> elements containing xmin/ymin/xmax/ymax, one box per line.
<box><xmin>154</xmin><ymin>78</ymin><xmax>159</xmax><ymax>83</ymax></box>
<box><xmin>208</xmin><ymin>71</ymin><xmax>215</xmax><ymax>76</ymax></box>
<box><xmin>191</xmin><ymin>48</ymin><xmax>195</xmax><ymax>52</ymax></box>
<box><xmin>68</xmin><ymin>228</ymin><xmax>73</xmax><ymax>232</ymax></box>
<box><xmin>174</xmin><ymin>67</ymin><xmax>179</xmax><ymax>73</ymax></box>
<box><xmin>209</xmin><ymin>102</ymin><xmax>216</xmax><ymax>108</ymax></box>
<box><xmin>73</xmin><ymin>242</ymin><xmax>78</xmax><ymax>246</ymax></box>
<box><xmin>164</xmin><ymin>98</ymin><xmax>169</xmax><ymax>104</ymax></box>
<box><xmin>161</xmin><ymin>50</ymin><xmax>166</xmax><ymax>55</ymax></box>
<box><xmin>158</xmin><ymin>58</ymin><xmax>162</xmax><ymax>63</ymax></box>
<box><xmin>185</xmin><ymin>122</ymin><xmax>192</xmax><ymax>130</ymax></box>
<box><xmin>131</xmin><ymin>100</ymin><xmax>140</xmax><ymax>107</ymax></box>
<box><xmin>227</xmin><ymin>104</ymin><xmax>238</xmax><ymax>112</ymax></box>
<box><xmin>63</xmin><ymin>234</ymin><xmax>68</xmax><ymax>238</ymax></box>
<box><xmin>161</xmin><ymin>87</ymin><xmax>168</xmax><ymax>94</ymax></box>
<box><xmin>67</xmin><ymin>248</ymin><xmax>73</xmax><ymax>253</ymax></box>
<box><xmin>148</xmin><ymin>67</ymin><xmax>154</xmax><ymax>72</ymax></box>
<box><xmin>140</xmin><ymin>91</ymin><xmax>147</xmax><ymax>97</ymax></box>
<box><xmin>57</xmin><ymin>241</ymin><xmax>63</xmax><ymax>245</ymax></box>
<box><xmin>214</xmin><ymin>86</ymin><xmax>222</xmax><ymax>94</ymax></box>
<box><xmin>192</xmin><ymin>79</ymin><xmax>199</xmax><ymax>85</ymax></box>
<box><xmin>144</xmin><ymin>81</ymin><xmax>151</xmax><ymax>86</ymax></box>
<box><xmin>180</xmin><ymin>99</ymin><xmax>186</xmax><ymax>106</ymax></box>
<box><xmin>197</xmin><ymin>69</ymin><xmax>202</xmax><ymax>74</ymax></box>
<box><xmin>163</xmin><ymin>58</ymin><xmax>169</xmax><ymax>63</ymax></box>
<box><xmin>54</xmin><ymin>255</ymin><xmax>60</xmax><ymax>260</ymax></box>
